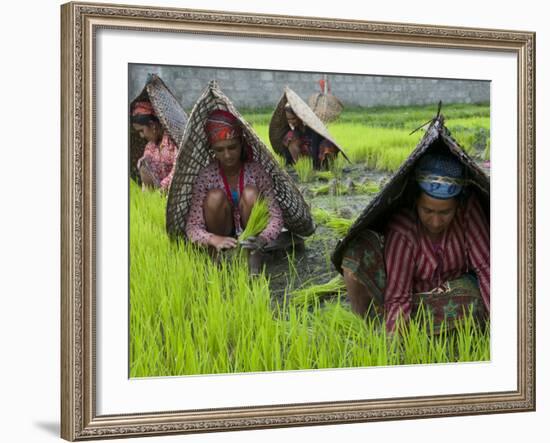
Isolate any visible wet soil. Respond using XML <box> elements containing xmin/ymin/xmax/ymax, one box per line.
<box><xmin>265</xmin><ymin>163</ymin><xmax>390</xmax><ymax>301</ymax></box>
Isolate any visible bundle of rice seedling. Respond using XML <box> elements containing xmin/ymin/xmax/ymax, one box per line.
<box><xmin>311</xmin><ymin>207</ymin><xmax>332</xmax><ymax>225</ymax></box>
<box><xmin>327</xmin><ymin>155</ymin><xmax>346</xmax><ymax>178</ymax></box>
<box><xmin>312</xmin><ymin>184</ymin><xmax>330</xmax><ymax>196</ymax></box>
<box><xmin>239</xmin><ymin>198</ymin><xmax>270</xmax><ymax>241</ymax></box>
<box><xmin>294</xmin><ymin>157</ymin><xmax>314</xmax><ymax>183</ymax></box>
<box><xmin>356</xmin><ymin>182</ymin><xmax>381</xmax><ymax>194</ymax></box>
<box><xmin>312</xmin><ymin>183</ymin><xmax>348</xmax><ymax>196</ymax></box>
<box><xmin>290</xmin><ymin>275</ymin><xmax>346</xmax><ymax>307</ymax></box>
<box><xmin>315</xmin><ymin>170</ymin><xmax>334</xmax><ymax>181</ymax></box>
<box><xmin>312</xmin><ymin>208</ymin><xmax>355</xmax><ymax>236</ymax></box>
<box><xmin>326</xmin><ymin>217</ymin><xmax>354</xmax><ymax>236</ymax></box>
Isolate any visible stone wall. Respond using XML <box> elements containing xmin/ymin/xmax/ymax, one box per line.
<box><xmin>129</xmin><ymin>64</ymin><xmax>489</xmax><ymax>110</ymax></box>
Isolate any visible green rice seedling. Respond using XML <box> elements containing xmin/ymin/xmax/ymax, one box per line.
<box><xmin>323</xmin><ymin>238</ymin><xmax>333</xmax><ymax>273</ymax></box>
<box><xmin>294</xmin><ymin>157</ymin><xmax>314</xmax><ymax>183</ymax></box>
<box><xmin>429</xmin><ymin>326</ymin><xmax>451</xmax><ymax>364</ymax></box>
<box><xmin>454</xmin><ymin>307</ymin><xmax>490</xmax><ymax>362</ymax></box>
<box><xmin>356</xmin><ymin>181</ymin><xmax>381</xmax><ymax>194</ymax></box>
<box><xmin>312</xmin><ymin>184</ymin><xmax>330</xmax><ymax>196</ymax></box>
<box><xmin>329</xmin><ymin>124</ymin><xmax>421</xmax><ymax>169</ymax></box>
<box><xmin>239</xmin><ymin>197</ymin><xmax>269</xmax><ymax>241</ymax></box>
<box><xmin>444</xmin><ymin>128</ymin><xmax>477</xmax><ymax>155</ymax></box>
<box><xmin>311</xmin><ymin>207</ymin><xmax>332</xmax><ymax>225</ymax></box>
<box><xmin>273</xmin><ymin>152</ymin><xmax>287</xmax><ymax>169</ymax></box>
<box><xmin>328</xmin><ymin>155</ymin><xmax>346</xmax><ymax>179</ymax></box>
<box><xmin>447</xmin><ymin>117</ymin><xmax>490</xmax><ymax>132</ymax></box>
<box><xmin>328</xmin><ymin>103</ymin><xmax>489</xmax><ymax>129</ymax></box>
<box><xmin>285</xmin><ymin>247</ymin><xmax>300</xmax><ymax>289</ymax></box>
<box><xmin>400</xmin><ymin>305</ymin><xmax>433</xmax><ymax>364</ymax></box>
<box><xmin>332</xmin><ymin>118</ymin><xmax>485</xmax><ymax>171</ymax></box>
<box><xmin>290</xmin><ymin>275</ymin><xmax>346</xmax><ymax>307</ymax></box>
<box><xmin>240</xmin><ymin>109</ymin><xmax>273</xmax><ymax>125</ymax></box>
<box><xmin>442</xmin><ymin>118</ymin><xmax>489</xmax><ymax>156</ymax></box>
<box><xmin>316</xmin><ymin>300</ymin><xmax>368</xmax><ymax>339</ymax></box>
<box><xmin>325</xmin><ymin>217</ymin><xmax>355</xmax><ymax>237</ymax></box>
<box><xmin>312</xmin><ymin>208</ymin><xmax>355</xmax><ymax>235</ymax></box>
<box><xmin>327</xmin><ymin>185</ymin><xmax>342</xmax><ymax>213</ymax></box>
<box><xmin>311</xmin><ymin>300</ymin><xmax>367</xmax><ymax>368</ymax></box>
<box><xmin>316</xmin><ymin>170</ymin><xmax>334</xmax><ymax>181</ymax></box>
<box><xmin>242</xmin><ymin>115</ymin><xmax>271</xmax><ymax>146</ymax></box>
<box><xmin>312</xmin><ymin>183</ymin><xmax>348</xmax><ymax>196</ymax></box>
<box><xmin>383</xmin><ymin>323</ymin><xmax>405</xmax><ymax>366</ymax></box>
<box><xmin>483</xmin><ymin>138</ymin><xmax>491</xmax><ymax>161</ymax></box>
<box><xmin>373</xmin><ymin>145</ymin><xmax>415</xmax><ymax>171</ymax></box>
<box><xmin>391</xmin><ymin>304</ymin><xmax>490</xmax><ymax>364</ymax></box>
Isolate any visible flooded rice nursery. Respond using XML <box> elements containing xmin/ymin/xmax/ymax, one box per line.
<box><xmin>129</xmin><ymin>67</ymin><xmax>491</xmax><ymax>377</ymax></box>
<box><xmin>266</xmin><ymin>164</ymin><xmax>390</xmax><ymax>301</ymax></box>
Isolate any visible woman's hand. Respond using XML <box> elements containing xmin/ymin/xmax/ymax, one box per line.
<box><xmin>208</xmin><ymin>235</ymin><xmax>238</xmax><ymax>251</ymax></box>
<box><xmin>239</xmin><ymin>236</ymin><xmax>267</xmax><ymax>251</ymax></box>
<box><xmin>139</xmin><ymin>160</ymin><xmax>159</xmax><ymax>189</ymax></box>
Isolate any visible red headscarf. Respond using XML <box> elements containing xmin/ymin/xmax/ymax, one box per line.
<box><xmin>132</xmin><ymin>101</ymin><xmax>156</xmax><ymax>117</ymax></box>
<box><xmin>204</xmin><ymin>109</ymin><xmax>242</xmax><ymax>145</ymax></box>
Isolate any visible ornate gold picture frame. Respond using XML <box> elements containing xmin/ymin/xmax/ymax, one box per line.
<box><xmin>61</xmin><ymin>1</ymin><xmax>535</xmax><ymax>440</ymax></box>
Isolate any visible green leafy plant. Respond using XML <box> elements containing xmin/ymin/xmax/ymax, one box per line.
<box><xmin>325</xmin><ymin>217</ymin><xmax>355</xmax><ymax>236</ymax></box>
<box><xmin>290</xmin><ymin>275</ymin><xmax>346</xmax><ymax>307</ymax></box>
<box><xmin>239</xmin><ymin>197</ymin><xmax>269</xmax><ymax>241</ymax></box>
<box><xmin>312</xmin><ymin>183</ymin><xmax>349</xmax><ymax>196</ymax></box>
<box><xmin>312</xmin><ymin>208</ymin><xmax>354</xmax><ymax>236</ymax></box>
<box><xmin>294</xmin><ymin>157</ymin><xmax>314</xmax><ymax>183</ymax></box>
<box><xmin>356</xmin><ymin>181</ymin><xmax>381</xmax><ymax>194</ymax></box>
<box><xmin>316</xmin><ymin>170</ymin><xmax>334</xmax><ymax>181</ymax></box>
<box><xmin>312</xmin><ymin>207</ymin><xmax>332</xmax><ymax>224</ymax></box>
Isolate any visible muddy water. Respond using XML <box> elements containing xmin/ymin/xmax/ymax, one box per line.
<box><xmin>265</xmin><ymin>164</ymin><xmax>391</xmax><ymax>302</ymax></box>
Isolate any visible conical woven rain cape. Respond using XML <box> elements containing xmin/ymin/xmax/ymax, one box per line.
<box><xmin>308</xmin><ymin>92</ymin><xmax>344</xmax><ymax>123</ymax></box>
<box><xmin>129</xmin><ymin>74</ymin><xmax>188</xmax><ymax>180</ymax></box>
<box><xmin>166</xmin><ymin>81</ymin><xmax>315</xmax><ymax>239</ymax></box>
<box><xmin>269</xmin><ymin>86</ymin><xmax>349</xmax><ymax>162</ymax></box>
<box><xmin>331</xmin><ymin>113</ymin><xmax>490</xmax><ymax>273</ymax></box>
<box><xmin>307</xmin><ymin>77</ymin><xmax>344</xmax><ymax>123</ymax></box>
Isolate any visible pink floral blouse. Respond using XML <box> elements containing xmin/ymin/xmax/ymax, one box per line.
<box><xmin>185</xmin><ymin>160</ymin><xmax>284</xmax><ymax>245</ymax></box>
<box><xmin>138</xmin><ymin>133</ymin><xmax>177</xmax><ymax>191</ymax></box>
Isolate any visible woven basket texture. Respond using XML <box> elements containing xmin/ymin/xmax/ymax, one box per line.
<box><xmin>129</xmin><ymin>74</ymin><xmax>188</xmax><ymax>179</ymax></box>
<box><xmin>307</xmin><ymin>92</ymin><xmax>344</xmax><ymax>123</ymax></box>
<box><xmin>166</xmin><ymin>81</ymin><xmax>315</xmax><ymax>239</ymax></box>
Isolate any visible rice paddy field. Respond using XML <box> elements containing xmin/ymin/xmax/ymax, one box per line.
<box><xmin>130</xmin><ymin>103</ymin><xmax>491</xmax><ymax>378</ymax></box>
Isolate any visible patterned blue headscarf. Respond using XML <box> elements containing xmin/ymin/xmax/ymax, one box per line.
<box><xmin>415</xmin><ymin>153</ymin><xmax>465</xmax><ymax>199</ymax></box>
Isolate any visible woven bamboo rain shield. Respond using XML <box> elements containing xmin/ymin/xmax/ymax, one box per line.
<box><xmin>166</xmin><ymin>81</ymin><xmax>315</xmax><ymax>239</ymax></box>
<box><xmin>308</xmin><ymin>92</ymin><xmax>344</xmax><ymax>123</ymax></box>
<box><xmin>268</xmin><ymin>86</ymin><xmax>350</xmax><ymax>161</ymax></box>
<box><xmin>129</xmin><ymin>74</ymin><xmax>188</xmax><ymax>180</ymax></box>
<box><xmin>307</xmin><ymin>77</ymin><xmax>344</xmax><ymax>123</ymax></box>
<box><xmin>331</xmin><ymin>114</ymin><xmax>490</xmax><ymax>273</ymax></box>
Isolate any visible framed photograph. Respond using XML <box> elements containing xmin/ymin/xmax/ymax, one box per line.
<box><xmin>61</xmin><ymin>1</ymin><xmax>535</xmax><ymax>440</ymax></box>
